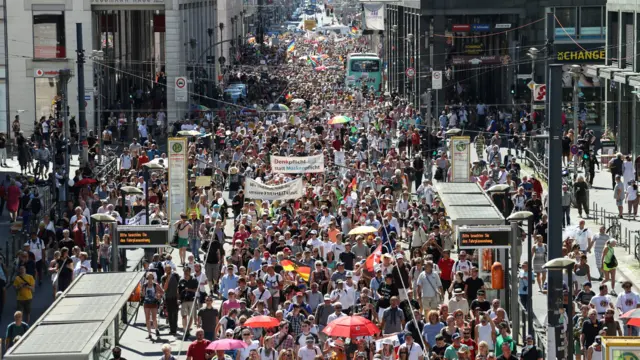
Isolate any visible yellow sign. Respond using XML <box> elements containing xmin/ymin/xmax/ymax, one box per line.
<box><xmin>304</xmin><ymin>20</ymin><xmax>316</xmax><ymax>30</ymax></box>
<box><xmin>556</xmin><ymin>49</ymin><xmax>605</xmax><ymax>62</ymax></box>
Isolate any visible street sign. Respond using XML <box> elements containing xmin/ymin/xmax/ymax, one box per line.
<box><xmin>118</xmin><ymin>225</ymin><xmax>169</xmax><ymax>248</ymax></box>
<box><xmin>406</xmin><ymin>67</ymin><xmax>415</xmax><ymax>78</ymax></box>
<box><xmin>432</xmin><ymin>70</ymin><xmax>443</xmax><ymax>90</ymax></box>
<box><xmin>495</xmin><ymin>23</ymin><xmax>512</xmax><ymax>29</ymax></box>
<box><xmin>532</xmin><ymin>104</ymin><xmax>546</xmax><ymax>110</ymax></box>
<box><xmin>533</xmin><ymin>84</ymin><xmax>547</xmax><ymax>101</ymax></box>
<box><xmin>458</xmin><ymin>226</ymin><xmax>511</xmax><ymax>249</ymax></box>
<box><xmin>527</xmin><ymin>80</ymin><xmax>536</xmax><ymax>90</ymax></box>
<box><xmin>570</xmin><ymin>145</ymin><xmax>579</xmax><ymax>155</ymax></box>
<box><xmin>175</xmin><ymin>76</ymin><xmax>187</xmax><ymax>102</ymax></box>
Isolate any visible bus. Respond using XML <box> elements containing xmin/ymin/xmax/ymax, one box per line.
<box><xmin>345</xmin><ymin>53</ymin><xmax>383</xmax><ymax>93</ymax></box>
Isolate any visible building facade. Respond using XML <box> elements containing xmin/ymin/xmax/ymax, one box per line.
<box><xmin>7</xmin><ymin>0</ymin><xmax>249</xmax><ymax>135</ymax></box>
<box><xmin>586</xmin><ymin>0</ymin><xmax>640</xmax><ymax>157</ymax></box>
<box><xmin>384</xmin><ymin>0</ymin><xmax>606</xmax><ymax>119</ymax></box>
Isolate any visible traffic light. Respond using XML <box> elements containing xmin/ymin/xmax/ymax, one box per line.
<box><xmin>510</xmin><ymin>85</ymin><xmax>516</xmax><ymax>95</ymax></box>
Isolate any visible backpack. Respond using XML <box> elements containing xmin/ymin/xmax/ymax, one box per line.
<box><xmin>31</xmin><ymin>197</ymin><xmax>41</xmax><ymax>215</ymax></box>
<box><xmin>154</xmin><ymin>261</ymin><xmax>165</xmax><ymax>280</ymax></box>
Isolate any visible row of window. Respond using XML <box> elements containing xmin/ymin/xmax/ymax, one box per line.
<box><xmin>552</xmin><ymin>6</ymin><xmax>606</xmax><ymax>40</ymax></box>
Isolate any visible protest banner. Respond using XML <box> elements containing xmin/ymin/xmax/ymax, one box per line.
<box><xmin>245</xmin><ymin>178</ymin><xmax>304</xmax><ymax>200</ymax></box>
<box><xmin>270</xmin><ymin>155</ymin><xmax>324</xmax><ymax>173</ymax></box>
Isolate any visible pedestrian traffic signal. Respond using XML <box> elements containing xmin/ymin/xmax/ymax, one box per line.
<box><xmin>510</xmin><ymin>85</ymin><xmax>516</xmax><ymax>95</ymax></box>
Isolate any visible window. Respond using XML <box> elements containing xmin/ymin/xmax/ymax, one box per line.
<box><xmin>33</xmin><ymin>11</ymin><xmax>66</xmax><ymax>59</ymax></box>
<box><xmin>555</xmin><ymin>7</ymin><xmax>577</xmax><ymax>38</ymax></box>
<box><xmin>580</xmin><ymin>7</ymin><xmax>604</xmax><ymax>39</ymax></box>
<box><xmin>350</xmin><ymin>59</ymin><xmax>380</xmax><ymax>72</ymax></box>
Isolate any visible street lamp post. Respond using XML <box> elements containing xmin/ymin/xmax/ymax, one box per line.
<box><xmin>570</xmin><ymin>65</ymin><xmax>581</xmax><ymax>179</ymax></box>
<box><xmin>527</xmin><ymin>47</ymin><xmax>539</xmax><ymax>123</ymax></box>
<box><xmin>507</xmin><ymin>210</ymin><xmax>535</xmax><ymax>340</ymax></box>
<box><xmin>543</xmin><ymin>258</ymin><xmax>576</xmax><ymax>360</ymax></box>
<box><xmin>219</xmin><ymin>23</ymin><xmax>225</xmax><ymax>70</ymax></box>
<box><xmin>91</xmin><ymin>50</ymin><xmax>104</xmax><ymax>164</ymax></box>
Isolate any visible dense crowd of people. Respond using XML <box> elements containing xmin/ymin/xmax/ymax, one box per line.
<box><xmin>2</xmin><ymin>7</ymin><xmax>640</xmax><ymax>360</ymax></box>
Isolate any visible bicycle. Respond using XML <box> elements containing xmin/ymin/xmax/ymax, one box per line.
<box><xmin>633</xmin><ymin>231</ymin><xmax>640</xmax><ymax>263</ymax></box>
<box><xmin>606</xmin><ymin>216</ymin><xmax>621</xmax><ymax>241</ymax></box>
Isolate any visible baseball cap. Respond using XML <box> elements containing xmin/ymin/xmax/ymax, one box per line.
<box><xmin>452</xmin><ymin>333</ymin><xmax>461</xmax><ymax>340</ymax></box>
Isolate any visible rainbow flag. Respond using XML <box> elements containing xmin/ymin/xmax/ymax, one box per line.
<box><xmin>350</xmin><ymin>26</ymin><xmax>358</xmax><ymax>34</ymax></box>
<box><xmin>281</xmin><ymin>259</ymin><xmax>310</xmax><ymax>282</ymax></box>
<box><xmin>307</xmin><ymin>55</ymin><xmax>319</xmax><ymax>68</ymax></box>
<box><xmin>286</xmin><ymin>40</ymin><xmax>295</xmax><ymax>53</ymax></box>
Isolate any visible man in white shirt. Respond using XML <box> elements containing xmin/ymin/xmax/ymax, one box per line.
<box><xmin>590</xmin><ymin>284</ymin><xmax>614</xmax><ymax>318</ymax></box>
<box><xmin>120</xmin><ymin>149</ymin><xmax>132</xmax><ymax>172</ymax></box>
<box><xmin>297</xmin><ymin>336</ymin><xmax>322</xmax><ymax>360</ymax></box>
<box><xmin>398</xmin><ymin>331</ymin><xmax>424</xmax><ymax>360</ymax></box>
<box><xmin>73</xmin><ymin>252</ymin><xmax>93</xmax><ymax>277</ymax></box>
<box><xmin>26</xmin><ymin>234</ymin><xmax>45</xmax><ymax>284</ymax></box>
<box><xmin>574</xmin><ymin>220</ymin><xmax>593</xmax><ymax>253</ymax></box>
<box><xmin>326</xmin><ymin>301</ymin><xmax>346</xmax><ymax>324</ymax></box>
<box><xmin>616</xmin><ymin>281</ymin><xmax>640</xmax><ymax>335</ymax></box>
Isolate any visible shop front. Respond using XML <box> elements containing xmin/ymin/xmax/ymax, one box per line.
<box><xmin>554</xmin><ymin>42</ymin><xmax>606</xmax><ymax>126</ymax></box>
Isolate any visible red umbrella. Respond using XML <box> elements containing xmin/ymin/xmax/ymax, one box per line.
<box><xmin>620</xmin><ymin>309</ymin><xmax>640</xmax><ymax>319</ymax></box>
<box><xmin>244</xmin><ymin>315</ymin><xmax>280</xmax><ymax>329</ymax></box>
<box><xmin>74</xmin><ymin>178</ymin><xmax>98</xmax><ymax>187</ymax></box>
<box><xmin>206</xmin><ymin>339</ymin><xmax>248</xmax><ymax>351</ymax></box>
<box><xmin>322</xmin><ymin>315</ymin><xmax>380</xmax><ymax>338</ymax></box>
<box><xmin>626</xmin><ymin>317</ymin><xmax>640</xmax><ymax>327</ymax></box>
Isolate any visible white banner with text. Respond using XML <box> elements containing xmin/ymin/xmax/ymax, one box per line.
<box><xmin>245</xmin><ymin>178</ymin><xmax>304</xmax><ymax>200</ymax></box>
<box><xmin>270</xmin><ymin>155</ymin><xmax>325</xmax><ymax>173</ymax></box>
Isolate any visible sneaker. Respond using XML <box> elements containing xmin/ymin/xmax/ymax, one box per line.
<box><xmin>610</xmin><ymin>290</ymin><xmax>618</xmax><ymax>296</ymax></box>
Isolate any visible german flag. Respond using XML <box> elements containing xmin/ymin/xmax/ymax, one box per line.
<box><xmin>281</xmin><ymin>259</ymin><xmax>311</xmax><ymax>282</ymax></box>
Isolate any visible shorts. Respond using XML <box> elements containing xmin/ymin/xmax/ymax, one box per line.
<box><xmin>205</xmin><ymin>263</ymin><xmax>220</xmax><ymax>283</ymax></box>
<box><xmin>421</xmin><ymin>296</ymin><xmax>439</xmax><ymax>310</ymax></box>
<box><xmin>617</xmin><ymin>199</ymin><xmax>623</xmax><ymax>207</ymax></box>
<box><xmin>178</xmin><ymin>237</ymin><xmax>189</xmax><ymax>248</ymax></box>
<box><xmin>17</xmin><ymin>299</ymin><xmax>32</xmax><ymax>316</ymax></box>
<box><xmin>144</xmin><ymin>303</ymin><xmax>159</xmax><ymax>309</ymax></box>
<box><xmin>180</xmin><ymin>301</ymin><xmax>194</xmax><ymax>317</ymax></box>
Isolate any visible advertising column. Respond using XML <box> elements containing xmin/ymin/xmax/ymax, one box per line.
<box><xmin>168</xmin><ymin>138</ymin><xmax>188</xmax><ymax>226</ymax></box>
<box><xmin>450</xmin><ymin>136</ymin><xmax>471</xmax><ymax>182</ymax></box>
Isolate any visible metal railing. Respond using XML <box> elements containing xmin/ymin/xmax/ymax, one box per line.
<box><xmin>93</xmin><ymin>156</ymin><xmax>119</xmax><ymax>180</ymax></box>
<box><xmin>521</xmin><ymin>147</ymin><xmax>549</xmax><ymax>184</ymax></box>
<box><xmin>591</xmin><ymin>202</ymin><xmax>640</xmax><ymax>257</ymax></box>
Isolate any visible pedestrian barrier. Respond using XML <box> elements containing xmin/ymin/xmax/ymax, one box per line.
<box><xmin>521</xmin><ymin>148</ymin><xmax>549</xmax><ymax>184</ymax></box>
<box><xmin>591</xmin><ymin>202</ymin><xmax>638</xmax><ymax>257</ymax></box>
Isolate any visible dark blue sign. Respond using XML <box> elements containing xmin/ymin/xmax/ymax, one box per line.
<box><xmin>471</xmin><ymin>24</ymin><xmax>490</xmax><ymax>32</ymax></box>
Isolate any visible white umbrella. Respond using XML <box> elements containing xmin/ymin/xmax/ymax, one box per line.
<box><xmin>291</xmin><ymin>99</ymin><xmax>306</xmax><ymax>104</ymax></box>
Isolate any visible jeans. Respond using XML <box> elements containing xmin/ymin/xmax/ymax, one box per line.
<box><xmin>562</xmin><ymin>206</ymin><xmax>571</xmax><ymax>227</ymax></box>
<box><xmin>414</xmin><ymin>172</ymin><xmax>423</xmax><ymax>192</ymax></box>
<box><xmin>22</xmin><ymin>210</ymin><xmax>31</xmax><ymax>233</ymax></box>
<box><xmin>165</xmin><ymin>297</ymin><xmax>179</xmax><ymax>333</ymax></box>
<box><xmin>100</xmin><ymin>257</ymin><xmax>110</xmax><ymax>272</ymax></box>
<box><xmin>190</xmin><ymin>238</ymin><xmax>202</xmax><ymax>261</ymax></box>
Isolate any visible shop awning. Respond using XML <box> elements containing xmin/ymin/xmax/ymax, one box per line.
<box><xmin>599</xmin><ymin>66</ymin><xmax>624</xmax><ymax>80</ymax></box>
<box><xmin>613</xmin><ymin>71</ymin><xmax>640</xmax><ymax>84</ymax></box>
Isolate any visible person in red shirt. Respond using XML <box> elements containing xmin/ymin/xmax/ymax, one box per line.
<box><xmin>461</xmin><ymin>328</ymin><xmax>477</xmax><ymax>360</ymax></box>
<box><xmin>137</xmin><ymin>152</ymin><xmax>150</xmax><ymax>170</ymax></box>
<box><xmin>332</xmin><ymin>136</ymin><xmax>342</xmax><ymax>151</ymax></box>
<box><xmin>438</xmin><ymin>249</ymin><xmax>455</xmax><ymax>299</ymax></box>
<box><xmin>186</xmin><ymin>328</ymin><xmax>212</xmax><ymax>360</ymax></box>
<box><xmin>73</xmin><ymin>220</ymin><xmax>87</xmax><ymax>250</ymax></box>
<box><xmin>530</xmin><ymin>176</ymin><xmax>543</xmax><ymax>198</ymax></box>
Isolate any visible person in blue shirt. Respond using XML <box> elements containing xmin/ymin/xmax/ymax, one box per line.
<box><xmin>219</xmin><ymin>265</ymin><xmax>239</xmax><ymax>300</ymax></box>
<box><xmin>380</xmin><ymin>218</ymin><xmax>397</xmax><ymax>251</ymax></box>
<box><xmin>439</xmin><ymin>111</ymin><xmax>448</xmax><ymax>130</ymax></box>
<box><xmin>415</xmin><ymin>115</ymin><xmax>424</xmax><ymax>130</ymax></box>
<box><xmin>519</xmin><ymin>177</ymin><xmax>534</xmax><ymax>200</ymax></box>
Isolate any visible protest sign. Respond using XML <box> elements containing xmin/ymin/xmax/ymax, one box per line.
<box><xmin>270</xmin><ymin>155</ymin><xmax>324</xmax><ymax>173</ymax></box>
<box><xmin>245</xmin><ymin>178</ymin><xmax>304</xmax><ymax>200</ymax></box>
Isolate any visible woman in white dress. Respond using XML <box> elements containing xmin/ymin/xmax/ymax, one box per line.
<box><xmin>622</xmin><ymin>155</ymin><xmax>635</xmax><ymax>185</ymax></box>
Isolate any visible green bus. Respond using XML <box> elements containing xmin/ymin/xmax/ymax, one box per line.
<box><xmin>345</xmin><ymin>53</ymin><xmax>382</xmax><ymax>93</ymax></box>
